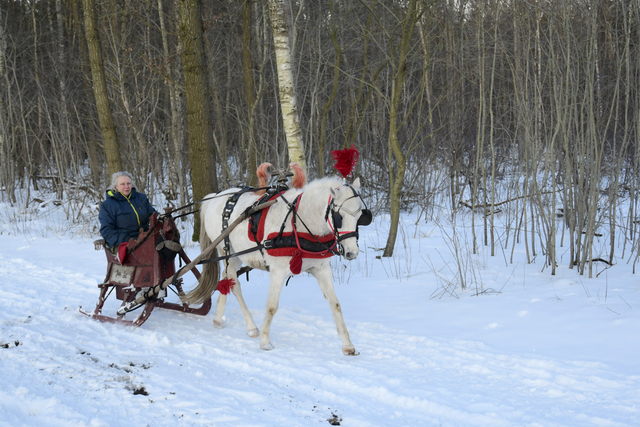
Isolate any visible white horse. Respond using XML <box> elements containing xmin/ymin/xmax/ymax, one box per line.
<box><xmin>183</xmin><ymin>165</ymin><xmax>370</xmax><ymax>355</ymax></box>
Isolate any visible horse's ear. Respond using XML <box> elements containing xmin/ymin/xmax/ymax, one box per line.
<box><xmin>352</xmin><ymin>177</ymin><xmax>361</xmax><ymax>190</ymax></box>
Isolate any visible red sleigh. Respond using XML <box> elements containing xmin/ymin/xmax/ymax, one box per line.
<box><xmin>80</xmin><ymin>211</ymin><xmax>211</xmax><ymax>326</ymax></box>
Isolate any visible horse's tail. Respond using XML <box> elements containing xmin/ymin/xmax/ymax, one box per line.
<box><xmin>183</xmin><ymin>202</ymin><xmax>220</xmax><ymax>305</ymax></box>
<box><xmin>290</xmin><ymin>162</ymin><xmax>306</xmax><ymax>188</ymax></box>
<box><xmin>256</xmin><ymin>162</ymin><xmax>272</xmax><ymax>195</ymax></box>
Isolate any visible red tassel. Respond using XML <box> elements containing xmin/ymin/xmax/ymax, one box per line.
<box><xmin>289</xmin><ymin>251</ymin><xmax>303</xmax><ymax>275</ymax></box>
<box><xmin>256</xmin><ymin>163</ymin><xmax>272</xmax><ymax>195</ymax></box>
<box><xmin>217</xmin><ymin>279</ymin><xmax>235</xmax><ymax>295</ymax></box>
<box><xmin>331</xmin><ymin>146</ymin><xmax>359</xmax><ymax>179</ymax></box>
<box><xmin>289</xmin><ymin>163</ymin><xmax>307</xmax><ymax>188</ymax></box>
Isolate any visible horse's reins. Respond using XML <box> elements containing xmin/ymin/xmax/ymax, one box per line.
<box><xmin>199</xmin><ymin>187</ymin><xmax>287</xmax><ymax>265</ymax></box>
<box><xmin>325</xmin><ymin>185</ymin><xmax>368</xmax><ymax>243</ymax></box>
<box><xmin>197</xmin><ymin>182</ymin><xmax>370</xmax><ymax>271</ymax></box>
<box><xmin>200</xmin><ymin>186</ymin><xmax>350</xmax><ymax>265</ymax></box>
<box><xmin>170</xmin><ymin>165</ymin><xmax>296</xmax><ymax>219</ymax></box>
<box><xmin>272</xmin><ymin>185</ymin><xmax>368</xmax><ymax>257</ymax></box>
<box><xmin>273</xmin><ymin>192</ymin><xmax>340</xmax><ymax>257</ymax></box>
<box><xmin>162</xmin><ymin>186</ymin><xmax>273</xmax><ymax>220</ymax></box>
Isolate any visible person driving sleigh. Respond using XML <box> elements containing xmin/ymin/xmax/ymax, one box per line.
<box><xmin>98</xmin><ymin>171</ymin><xmax>157</xmax><ymax>261</ymax></box>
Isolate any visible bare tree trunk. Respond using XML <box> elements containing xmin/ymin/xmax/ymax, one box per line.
<box><xmin>51</xmin><ymin>0</ymin><xmax>73</xmax><ymax>200</ymax></box>
<box><xmin>202</xmin><ymin>9</ymin><xmax>229</xmax><ymax>184</ymax></box>
<box><xmin>619</xmin><ymin>3</ymin><xmax>633</xmax><ymax>262</ymax></box>
<box><xmin>157</xmin><ymin>0</ymin><xmax>184</xmax><ymax>206</ymax></box>
<box><xmin>487</xmin><ymin>4</ymin><xmax>499</xmax><ymax>257</ymax></box>
<box><xmin>70</xmin><ymin>0</ymin><xmax>101</xmax><ymax>188</ymax></box>
<box><xmin>579</xmin><ymin>6</ymin><xmax>604</xmax><ymax>277</ymax></box>
<box><xmin>318</xmin><ymin>0</ymin><xmax>341</xmax><ymax>176</ymax></box>
<box><xmin>243</xmin><ymin>0</ymin><xmax>258</xmax><ymax>184</ymax></box>
<box><xmin>267</xmin><ymin>0</ymin><xmax>306</xmax><ymax>170</ymax></box>
<box><xmin>29</xmin><ymin>5</ymin><xmax>42</xmax><ymax>193</ymax></box>
<box><xmin>0</xmin><ymin>11</ymin><xmax>14</xmax><ymax>204</ymax></box>
<box><xmin>472</xmin><ymin>2</ymin><xmax>486</xmax><ymax>255</ymax></box>
<box><xmin>179</xmin><ymin>0</ymin><xmax>218</xmax><ymax>240</ymax></box>
<box><xmin>83</xmin><ymin>0</ymin><xmax>122</xmax><ymax>176</ymax></box>
<box><xmin>383</xmin><ymin>0</ymin><xmax>419</xmax><ymax>257</ymax></box>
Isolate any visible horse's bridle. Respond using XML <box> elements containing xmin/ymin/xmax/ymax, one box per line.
<box><xmin>325</xmin><ymin>185</ymin><xmax>373</xmax><ymax>248</ymax></box>
<box><xmin>198</xmin><ymin>183</ymin><xmax>372</xmax><ymax>267</ymax></box>
<box><xmin>280</xmin><ymin>183</ymin><xmax>372</xmax><ymax>258</ymax></box>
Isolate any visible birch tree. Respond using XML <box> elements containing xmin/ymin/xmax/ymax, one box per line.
<box><xmin>267</xmin><ymin>0</ymin><xmax>306</xmax><ymax>170</ymax></box>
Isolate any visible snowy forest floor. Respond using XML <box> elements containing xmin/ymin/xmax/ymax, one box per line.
<box><xmin>0</xmin><ymin>199</ymin><xmax>639</xmax><ymax>427</ymax></box>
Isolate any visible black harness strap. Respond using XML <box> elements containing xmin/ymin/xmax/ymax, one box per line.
<box><xmin>160</xmin><ymin>185</ymin><xmax>273</xmax><ymax>219</ymax></box>
<box><xmin>222</xmin><ymin>187</ymin><xmax>255</xmax><ymax>260</ymax></box>
<box><xmin>264</xmin><ymin>193</ymin><xmax>340</xmax><ymax>256</ymax></box>
<box><xmin>199</xmin><ymin>244</ymin><xmax>264</xmax><ymax>265</ymax></box>
<box><xmin>263</xmin><ymin>234</ymin><xmax>336</xmax><ymax>253</ymax></box>
<box><xmin>248</xmin><ymin>185</ymin><xmax>288</xmax><ymax>243</ymax></box>
<box><xmin>205</xmin><ymin>186</ymin><xmax>288</xmax><ymax>268</ymax></box>
<box><xmin>273</xmin><ymin>193</ymin><xmax>300</xmax><ymax>241</ymax></box>
<box><xmin>198</xmin><ymin>184</ymin><xmax>362</xmax><ymax>268</ymax></box>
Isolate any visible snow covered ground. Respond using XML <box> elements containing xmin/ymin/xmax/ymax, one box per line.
<box><xmin>1</xmin><ymin>201</ymin><xmax>639</xmax><ymax>426</ymax></box>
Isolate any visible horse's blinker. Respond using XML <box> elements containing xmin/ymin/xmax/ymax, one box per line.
<box><xmin>332</xmin><ymin>210</ymin><xmax>343</xmax><ymax>229</ymax></box>
<box><xmin>357</xmin><ymin>209</ymin><xmax>372</xmax><ymax>227</ymax></box>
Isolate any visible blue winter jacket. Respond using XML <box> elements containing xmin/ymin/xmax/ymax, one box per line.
<box><xmin>99</xmin><ymin>188</ymin><xmax>157</xmax><ymax>249</ymax></box>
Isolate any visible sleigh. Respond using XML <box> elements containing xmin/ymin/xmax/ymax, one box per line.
<box><xmin>79</xmin><ymin>211</ymin><xmax>211</xmax><ymax>326</ymax></box>
<box><xmin>80</xmin><ymin>197</ymin><xmax>278</xmax><ymax>327</ymax></box>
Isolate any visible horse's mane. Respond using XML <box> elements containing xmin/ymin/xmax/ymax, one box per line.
<box><xmin>303</xmin><ymin>176</ymin><xmax>343</xmax><ymax>193</ymax></box>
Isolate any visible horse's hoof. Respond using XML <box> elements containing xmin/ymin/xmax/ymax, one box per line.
<box><xmin>247</xmin><ymin>328</ymin><xmax>259</xmax><ymax>338</ymax></box>
<box><xmin>213</xmin><ymin>319</ymin><xmax>224</xmax><ymax>329</ymax></box>
<box><xmin>343</xmin><ymin>348</ymin><xmax>359</xmax><ymax>356</ymax></box>
<box><xmin>260</xmin><ymin>342</ymin><xmax>275</xmax><ymax>351</ymax></box>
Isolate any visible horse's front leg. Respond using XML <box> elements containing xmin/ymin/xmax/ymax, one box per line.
<box><xmin>310</xmin><ymin>265</ymin><xmax>358</xmax><ymax>356</ymax></box>
<box><xmin>259</xmin><ymin>267</ymin><xmax>289</xmax><ymax>351</ymax></box>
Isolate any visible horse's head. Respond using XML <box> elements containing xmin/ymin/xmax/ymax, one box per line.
<box><xmin>328</xmin><ymin>178</ymin><xmax>372</xmax><ymax>260</ymax></box>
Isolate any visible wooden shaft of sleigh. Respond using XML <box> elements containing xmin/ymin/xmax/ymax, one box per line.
<box><xmin>117</xmin><ymin>198</ymin><xmax>278</xmax><ymax>314</ymax></box>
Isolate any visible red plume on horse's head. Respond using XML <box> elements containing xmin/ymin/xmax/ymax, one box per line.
<box><xmin>331</xmin><ymin>146</ymin><xmax>359</xmax><ymax>179</ymax></box>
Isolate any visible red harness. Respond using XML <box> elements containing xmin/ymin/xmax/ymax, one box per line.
<box><xmin>248</xmin><ymin>192</ymin><xmax>338</xmax><ymax>274</ymax></box>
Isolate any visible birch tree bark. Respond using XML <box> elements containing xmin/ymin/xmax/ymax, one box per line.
<box><xmin>267</xmin><ymin>0</ymin><xmax>306</xmax><ymax>171</ymax></box>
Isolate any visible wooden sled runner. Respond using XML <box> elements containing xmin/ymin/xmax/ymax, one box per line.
<box><xmin>79</xmin><ymin>211</ymin><xmax>211</xmax><ymax>326</ymax></box>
